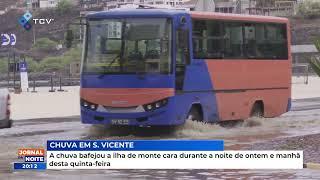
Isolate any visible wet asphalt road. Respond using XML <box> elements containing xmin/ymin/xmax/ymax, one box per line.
<box><xmin>1</xmin><ymin>98</ymin><xmax>320</xmax><ymax>179</ymax></box>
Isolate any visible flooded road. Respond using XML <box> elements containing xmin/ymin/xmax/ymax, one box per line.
<box><xmin>1</xmin><ymin>97</ymin><xmax>320</xmax><ymax>179</ymax></box>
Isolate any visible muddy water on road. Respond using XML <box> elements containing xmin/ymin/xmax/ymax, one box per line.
<box><xmin>1</xmin><ymin>101</ymin><xmax>320</xmax><ymax>179</ymax></box>
<box><xmin>4</xmin><ymin>168</ymin><xmax>320</xmax><ymax>180</ymax></box>
<box><xmin>83</xmin><ymin>108</ymin><xmax>320</xmax><ymax>149</ymax></box>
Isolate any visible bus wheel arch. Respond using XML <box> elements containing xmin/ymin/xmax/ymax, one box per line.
<box><xmin>250</xmin><ymin>100</ymin><xmax>264</xmax><ymax>118</ymax></box>
<box><xmin>187</xmin><ymin>103</ymin><xmax>204</xmax><ymax>122</ymax></box>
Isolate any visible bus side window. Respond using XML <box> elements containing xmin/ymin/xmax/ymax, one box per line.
<box><xmin>176</xmin><ymin>29</ymin><xmax>190</xmax><ymax>65</ymax></box>
<box><xmin>244</xmin><ymin>23</ymin><xmax>257</xmax><ymax>58</ymax></box>
<box><xmin>175</xmin><ymin>29</ymin><xmax>190</xmax><ymax>91</ymax></box>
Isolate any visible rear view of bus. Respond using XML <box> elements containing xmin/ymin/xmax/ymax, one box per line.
<box><xmin>80</xmin><ymin>8</ymin><xmax>291</xmax><ymax>126</ymax></box>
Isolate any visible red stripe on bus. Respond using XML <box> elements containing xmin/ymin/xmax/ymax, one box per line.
<box><xmin>205</xmin><ymin>60</ymin><xmax>290</xmax><ymax>120</ymax></box>
<box><xmin>206</xmin><ymin>60</ymin><xmax>291</xmax><ymax>90</ymax></box>
<box><xmin>80</xmin><ymin>88</ymin><xmax>174</xmax><ymax>107</ymax></box>
<box><xmin>215</xmin><ymin>89</ymin><xmax>289</xmax><ymax>120</ymax></box>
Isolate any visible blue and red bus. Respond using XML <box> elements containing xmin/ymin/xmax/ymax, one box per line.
<box><xmin>80</xmin><ymin>8</ymin><xmax>291</xmax><ymax>126</ymax></box>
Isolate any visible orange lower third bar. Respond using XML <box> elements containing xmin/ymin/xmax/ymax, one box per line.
<box><xmin>18</xmin><ymin>148</ymin><xmax>45</xmax><ymax>156</ymax></box>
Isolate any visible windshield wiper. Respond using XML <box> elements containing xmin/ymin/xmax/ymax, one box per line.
<box><xmin>106</xmin><ymin>54</ymin><xmax>120</xmax><ymax>69</ymax></box>
<box><xmin>97</xmin><ymin>55</ymin><xmax>120</xmax><ymax>79</ymax></box>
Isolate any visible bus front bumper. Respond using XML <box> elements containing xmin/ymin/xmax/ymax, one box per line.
<box><xmin>80</xmin><ymin>106</ymin><xmax>183</xmax><ymax>126</ymax></box>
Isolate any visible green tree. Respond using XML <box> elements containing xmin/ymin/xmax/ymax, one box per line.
<box><xmin>0</xmin><ymin>58</ymin><xmax>8</xmax><ymax>74</ymax></box>
<box><xmin>25</xmin><ymin>58</ymin><xmax>40</xmax><ymax>72</ymax></box>
<box><xmin>56</xmin><ymin>0</ymin><xmax>73</xmax><ymax>15</ymax></box>
<box><xmin>310</xmin><ymin>38</ymin><xmax>320</xmax><ymax>77</ymax></box>
<box><xmin>65</xmin><ymin>29</ymin><xmax>74</xmax><ymax>48</ymax></box>
<box><xmin>298</xmin><ymin>0</ymin><xmax>320</xmax><ymax>18</ymax></box>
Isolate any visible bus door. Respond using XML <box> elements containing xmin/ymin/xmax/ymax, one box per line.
<box><xmin>175</xmin><ymin>28</ymin><xmax>191</xmax><ymax>91</ymax></box>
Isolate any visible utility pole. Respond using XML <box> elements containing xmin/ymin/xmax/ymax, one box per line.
<box><xmin>13</xmin><ymin>52</ymin><xmax>16</xmax><ymax>90</ymax></box>
<box><xmin>32</xmin><ymin>18</ymin><xmax>36</xmax><ymax>45</ymax></box>
<box><xmin>249</xmin><ymin>0</ymin><xmax>251</xmax><ymax>14</ymax></box>
<box><xmin>7</xmin><ymin>51</ymin><xmax>10</xmax><ymax>88</ymax></box>
<box><xmin>26</xmin><ymin>0</ymin><xmax>36</xmax><ymax>44</ymax></box>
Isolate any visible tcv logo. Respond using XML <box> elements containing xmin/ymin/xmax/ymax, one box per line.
<box><xmin>18</xmin><ymin>12</ymin><xmax>54</xmax><ymax>31</ymax></box>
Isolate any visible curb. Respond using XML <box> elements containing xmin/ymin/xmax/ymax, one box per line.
<box><xmin>303</xmin><ymin>163</ymin><xmax>320</xmax><ymax>169</ymax></box>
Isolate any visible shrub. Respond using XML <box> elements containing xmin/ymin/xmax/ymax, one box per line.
<box><xmin>63</xmin><ymin>47</ymin><xmax>82</xmax><ymax>64</ymax></box>
<box><xmin>25</xmin><ymin>58</ymin><xmax>40</xmax><ymax>73</ymax></box>
<box><xmin>0</xmin><ymin>58</ymin><xmax>8</xmax><ymax>74</ymax></box>
<box><xmin>39</xmin><ymin>56</ymin><xmax>65</xmax><ymax>72</ymax></box>
<box><xmin>38</xmin><ymin>47</ymin><xmax>82</xmax><ymax>72</ymax></box>
<box><xmin>32</xmin><ymin>38</ymin><xmax>58</xmax><ymax>52</ymax></box>
<box><xmin>310</xmin><ymin>37</ymin><xmax>320</xmax><ymax>77</ymax></box>
<box><xmin>0</xmin><ymin>57</ymin><xmax>39</xmax><ymax>73</ymax></box>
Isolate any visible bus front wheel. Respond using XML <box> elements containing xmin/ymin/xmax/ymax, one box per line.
<box><xmin>187</xmin><ymin>105</ymin><xmax>203</xmax><ymax>122</ymax></box>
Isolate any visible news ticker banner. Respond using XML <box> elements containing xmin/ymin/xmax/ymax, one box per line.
<box><xmin>13</xmin><ymin>140</ymin><xmax>303</xmax><ymax>170</ymax></box>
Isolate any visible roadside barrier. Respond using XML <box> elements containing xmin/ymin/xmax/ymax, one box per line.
<box><xmin>31</xmin><ymin>79</ymin><xmax>37</xmax><ymax>93</ymax></box>
<box><xmin>57</xmin><ymin>77</ymin><xmax>65</xmax><ymax>92</ymax></box>
<box><xmin>49</xmin><ymin>76</ymin><xmax>55</xmax><ymax>92</ymax></box>
<box><xmin>292</xmin><ymin>64</ymin><xmax>309</xmax><ymax>84</ymax></box>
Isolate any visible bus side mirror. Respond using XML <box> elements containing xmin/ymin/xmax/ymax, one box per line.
<box><xmin>179</xmin><ymin>16</ymin><xmax>187</xmax><ymax>27</ymax></box>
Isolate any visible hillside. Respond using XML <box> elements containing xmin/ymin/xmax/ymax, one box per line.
<box><xmin>0</xmin><ymin>0</ymin><xmax>20</xmax><ymax>11</ymax></box>
<box><xmin>290</xmin><ymin>17</ymin><xmax>320</xmax><ymax>45</ymax></box>
<box><xmin>0</xmin><ymin>8</ymin><xmax>319</xmax><ymax>58</ymax></box>
<box><xmin>0</xmin><ymin>7</ymin><xmax>80</xmax><ymax>59</ymax></box>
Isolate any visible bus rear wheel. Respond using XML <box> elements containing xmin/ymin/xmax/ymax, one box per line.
<box><xmin>250</xmin><ymin>102</ymin><xmax>264</xmax><ymax>118</ymax></box>
<box><xmin>187</xmin><ymin>105</ymin><xmax>203</xmax><ymax>122</ymax></box>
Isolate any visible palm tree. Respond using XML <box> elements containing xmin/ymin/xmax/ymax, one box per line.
<box><xmin>310</xmin><ymin>38</ymin><xmax>320</xmax><ymax>77</ymax></box>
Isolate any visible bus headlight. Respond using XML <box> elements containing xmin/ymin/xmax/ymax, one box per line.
<box><xmin>147</xmin><ymin>104</ymin><xmax>153</xmax><ymax>110</ymax></box>
<box><xmin>90</xmin><ymin>104</ymin><xmax>97</xmax><ymax>110</ymax></box>
<box><xmin>143</xmin><ymin>98</ymin><xmax>168</xmax><ymax>112</ymax></box>
<box><xmin>81</xmin><ymin>99</ymin><xmax>98</xmax><ymax>111</ymax></box>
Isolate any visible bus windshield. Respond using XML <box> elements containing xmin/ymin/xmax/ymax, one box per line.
<box><xmin>83</xmin><ymin>18</ymin><xmax>172</xmax><ymax>74</ymax></box>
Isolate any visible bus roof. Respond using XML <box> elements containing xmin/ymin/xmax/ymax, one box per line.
<box><xmin>86</xmin><ymin>9</ymin><xmax>188</xmax><ymax>19</ymax></box>
<box><xmin>191</xmin><ymin>11</ymin><xmax>289</xmax><ymax>24</ymax></box>
<box><xmin>86</xmin><ymin>8</ymin><xmax>289</xmax><ymax>24</ymax></box>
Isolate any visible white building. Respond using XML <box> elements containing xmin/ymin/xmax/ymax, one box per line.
<box><xmin>39</xmin><ymin>0</ymin><xmax>76</xmax><ymax>8</ymax></box>
<box><xmin>40</xmin><ymin>0</ymin><xmax>60</xmax><ymax>8</ymax></box>
<box><xmin>0</xmin><ymin>0</ymin><xmax>20</xmax><ymax>14</ymax></box>
<box><xmin>105</xmin><ymin>0</ymin><xmax>143</xmax><ymax>10</ymax></box>
<box><xmin>25</xmin><ymin>0</ymin><xmax>39</xmax><ymax>9</ymax></box>
<box><xmin>104</xmin><ymin>0</ymin><xmax>188</xmax><ymax>10</ymax></box>
<box><xmin>144</xmin><ymin>0</ymin><xmax>187</xmax><ymax>6</ymax></box>
<box><xmin>181</xmin><ymin>0</ymin><xmax>243</xmax><ymax>13</ymax></box>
